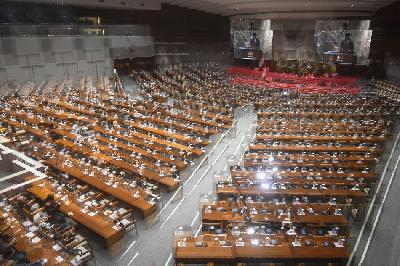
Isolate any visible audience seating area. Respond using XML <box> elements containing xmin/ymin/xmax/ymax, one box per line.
<box><xmin>0</xmin><ymin>63</ymin><xmax>399</xmax><ymax>266</ymax></box>
<box><xmin>373</xmin><ymin>79</ymin><xmax>400</xmax><ymax>102</ymax></box>
<box><xmin>173</xmin><ymin>89</ymin><xmax>400</xmax><ymax>266</ymax></box>
<box><xmin>0</xmin><ymin>70</ymin><xmax>235</xmax><ymax>265</ymax></box>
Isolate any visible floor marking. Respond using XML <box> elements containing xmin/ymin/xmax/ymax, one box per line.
<box><xmin>0</xmin><ymin>144</ymin><xmax>42</xmax><ymax>167</ymax></box>
<box><xmin>194</xmin><ymin>223</ymin><xmax>202</xmax><ymax>236</ymax></box>
<box><xmin>0</xmin><ymin>160</ymin><xmax>46</xmax><ymax>194</ymax></box>
<box><xmin>233</xmin><ymin>134</ymin><xmax>246</xmax><ymax>157</ymax></box>
<box><xmin>359</xmin><ymin>154</ymin><xmax>400</xmax><ymax>265</ymax></box>
<box><xmin>118</xmin><ymin>240</ymin><xmax>137</xmax><ymax>261</ymax></box>
<box><xmin>190</xmin><ymin>211</ymin><xmax>200</xmax><ymax>227</ymax></box>
<box><xmin>347</xmin><ymin>129</ymin><xmax>400</xmax><ymax>265</ymax></box>
<box><xmin>127</xmin><ymin>251</ymin><xmax>139</xmax><ymax>266</ymax></box>
<box><xmin>0</xmin><ymin>169</ymin><xmax>30</xmax><ymax>182</ymax></box>
<box><xmin>238</xmin><ymin>133</ymin><xmax>256</xmax><ymax>165</ymax></box>
<box><xmin>164</xmin><ymin>253</ymin><xmax>173</xmax><ymax>266</ymax></box>
<box><xmin>159</xmin><ymin>136</ymin><xmax>234</xmax><ymax>229</ymax></box>
<box><xmin>154</xmin><ymin>128</ymin><xmax>232</xmax><ymax>220</ymax></box>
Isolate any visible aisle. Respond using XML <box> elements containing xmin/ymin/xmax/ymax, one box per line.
<box><xmin>351</xmin><ymin>123</ymin><xmax>400</xmax><ymax>266</ymax></box>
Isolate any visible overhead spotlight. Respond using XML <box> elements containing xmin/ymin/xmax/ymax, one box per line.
<box><xmin>350</xmin><ymin>4</ymin><xmax>355</xmax><ymax>7</ymax></box>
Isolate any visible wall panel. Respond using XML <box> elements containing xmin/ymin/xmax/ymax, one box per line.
<box><xmin>0</xmin><ymin>35</ymin><xmax>154</xmax><ymax>85</ymax></box>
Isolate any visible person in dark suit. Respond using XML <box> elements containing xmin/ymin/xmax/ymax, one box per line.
<box><xmin>250</xmin><ymin>32</ymin><xmax>260</xmax><ymax>49</ymax></box>
<box><xmin>340</xmin><ymin>32</ymin><xmax>354</xmax><ymax>54</ymax></box>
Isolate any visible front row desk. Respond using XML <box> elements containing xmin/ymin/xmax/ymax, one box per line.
<box><xmin>325</xmin><ymin>51</ymin><xmax>357</xmax><ymax>65</ymax></box>
<box><xmin>175</xmin><ymin>234</ymin><xmax>349</xmax><ymax>265</ymax></box>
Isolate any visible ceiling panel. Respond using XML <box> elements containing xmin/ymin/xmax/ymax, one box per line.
<box><xmin>163</xmin><ymin>0</ymin><xmax>397</xmax><ymax>17</ymax></box>
<box><xmin>6</xmin><ymin>0</ymin><xmax>397</xmax><ymax>18</ymax></box>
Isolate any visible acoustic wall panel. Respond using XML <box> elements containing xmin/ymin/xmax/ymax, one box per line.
<box><xmin>45</xmin><ymin>63</ymin><xmax>64</xmax><ymax>80</ymax></box>
<box><xmin>8</xmin><ymin>66</ymin><xmax>30</xmax><ymax>83</ymax></box>
<box><xmin>75</xmin><ymin>38</ymin><xmax>82</xmax><ymax>50</ymax></box>
<box><xmin>76</xmin><ymin>50</ymin><xmax>87</xmax><ymax>61</ymax></box>
<box><xmin>83</xmin><ymin>38</ymin><xmax>103</xmax><ymax>50</ymax></box>
<box><xmin>41</xmin><ymin>39</ymin><xmax>53</xmax><ymax>52</ymax></box>
<box><xmin>52</xmin><ymin>37</ymin><xmax>74</xmax><ymax>52</ymax></box>
<box><xmin>43</xmin><ymin>51</ymin><xmax>56</xmax><ymax>64</ymax></box>
<box><xmin>32</xmin><ymin>65</ymin><xmax>46</xmax><ymax>82</ymax></box>
<box><xmin>3</xmin><ymin>54</ymin><xmax>18</xmax><ymax>66</ymax></box>
<box><xmin>16</xmin><ymin>37</ymin><xmax>41</xmax><ymax>54</ymax></box>
<box><xmin>54</xmin><ymin>51</ymin><xmax>74</xmax><ymax>63</ymax></box>
<box><xmin>0</xmin><ymin>35</ymin><xmax>154</xmax><ymax>84</ymax></box>
<box><xmin>1</xmin><ymin>39</ymin><xmax>16</xmax><ymax>55</ymax></box>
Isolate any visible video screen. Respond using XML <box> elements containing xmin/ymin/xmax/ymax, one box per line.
<box><xmin>315</xmin><ymin>20</ymin><xmax>372</xmax><ymax>65</ymax></box>
<box><xmin>231</xmin><ymin>19</ymin><xmax>273</xmax><ymax>60</ymax></box>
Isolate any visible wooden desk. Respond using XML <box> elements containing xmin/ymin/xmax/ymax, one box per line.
<box><xmin>0</xmin><ymin>210</ymin><xmax>71</xmax><ymax>266</ymax></box>
<box><xmin>44</xmin><ymin>156</ymin><xmax>158</xmax><ymax>216</ymax></box>
<box><xmin>27</xmin><ymin>181</ymin><xmax>124</xmax><ymax>248</ymax></box>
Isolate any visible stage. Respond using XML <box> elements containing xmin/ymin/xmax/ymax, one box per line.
<box><xmin>228</xmin><ymin>67</ymin><xmax>362</xmax><ymax>94</ymax></box>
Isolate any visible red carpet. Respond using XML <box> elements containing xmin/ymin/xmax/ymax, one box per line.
<box><xmin>228</xmin><ymin>67</ymin><xmax>361</xmax><ymax>94</ymax></box>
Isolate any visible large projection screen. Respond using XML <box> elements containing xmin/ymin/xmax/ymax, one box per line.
<box><xmin>231</xmin><ymin>19</ymin><xmax>273</xmax><ymax>60</ymax></box>
<box><xmin>315</xmin><ymin>20</ymin><xmax>372</xmax><ymax>65</ymax></box>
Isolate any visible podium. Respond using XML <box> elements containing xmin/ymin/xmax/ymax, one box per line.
<box><xmin>324</xmin><ymin>51</ymin><xmax>357</xmax><ymax>65</ymax></box>
<box><xmin>239</xmin><ymin>47</ymin><xmax>262</xmax><ymax>61</ymax></box>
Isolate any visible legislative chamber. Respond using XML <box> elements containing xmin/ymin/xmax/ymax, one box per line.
<box><xmin>0</xmin><ymin>1</ymin><xmax>399</xmax><ymax>266</ymax></box>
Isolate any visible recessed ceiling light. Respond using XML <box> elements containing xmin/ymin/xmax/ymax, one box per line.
<box><xmin>350</xmin><ymin>4</ymin><xmax>355</xmax><ymax>7</ymax></box>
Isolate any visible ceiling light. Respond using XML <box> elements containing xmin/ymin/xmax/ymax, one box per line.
<box><xmin>350</xmin><ymin>4</ymin><xmax>355</xmax><ymax>7</ymax></box>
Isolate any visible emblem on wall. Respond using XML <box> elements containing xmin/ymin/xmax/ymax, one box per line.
<box><xmin>129</xmin><ymin>43</ymin><xmax>136</xmax><ymax>54</ymax></box>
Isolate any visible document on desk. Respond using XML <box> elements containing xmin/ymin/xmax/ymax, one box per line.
<box><xmin>235</xmin><ymin>241</ymin><xmax>245</xmax><ymax>247</ymax></box>
<box><xmin>28</xmin><ymin>226</ymin><xmax>38</xmax><ymax>232</ymax></box>
<box><xmin>23</xmin><ymin>220</ymin><xmax>33</xmax><ymax>227</ymax></box>
<box><xmin>177</xmin><ymin>241</ymin><xmax>187</xmax><ymax>247</ymax></box>
<box><xmin>32</xmin><ymin>237</ymin><xmax>41</xmax><ymax>244</ymax></box>
<box><xmin>112</xmin><ymin>225</ymin><xmax>121</xmax><ymax>231</ymax></box>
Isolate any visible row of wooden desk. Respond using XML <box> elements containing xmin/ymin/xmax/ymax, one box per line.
<box><xmin>0</xmin><ymin>73</ymin><xmax>235</xmax><ymax>264</ymax></box>
<box><xmin>175</xmin><ymin>92</ymin><xmax>399</xmax><ymax>265</ymax></box>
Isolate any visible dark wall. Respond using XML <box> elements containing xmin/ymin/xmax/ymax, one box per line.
<box><xmin>0</xmin><ymin>2</ymin><xmax>231</xmax><ymax>66</ymax></box>
<box><xmin>369</xmin><ymin>1</ymin><xmax>400</xmax><ymax>79</ymax></box>
<box><xmin>0</xmin><ymin>2</ymin><xmax>77</xmax><ymax>24</ymax></box>
<box><xmin>0</xmin><ymin>2</ymin><xmax>229</xmax><ymax>42</ymax></box>
<box><xmin>369</xmin><ymin>1</ymin><xmax>400</xmax><ymax>60</ymax></box>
